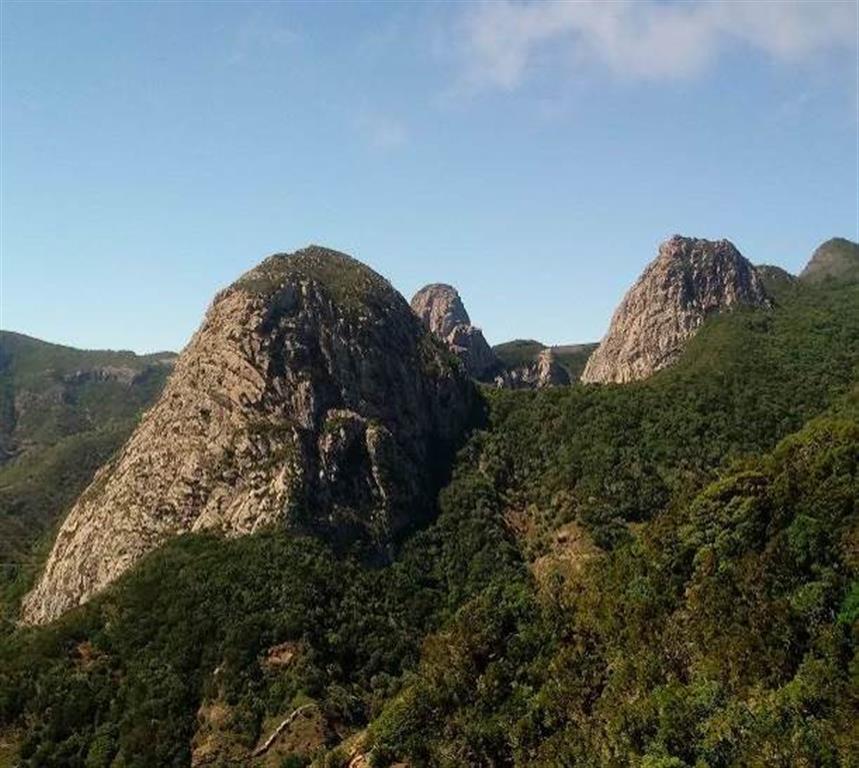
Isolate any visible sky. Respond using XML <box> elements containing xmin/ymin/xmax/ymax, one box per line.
<box><xmin>1</xmin><ymin>0</ymin><xmax>857</xmax><ymax>353</ymax></box>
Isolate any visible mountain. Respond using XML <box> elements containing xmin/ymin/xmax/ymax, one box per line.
<box><xmin>493</xmin><ymin>339</ymin><xmax>597</xmax><ymax>384</ymax></box>
<box><xmin>410</xmin><ymin>286</ymin><xmax>589</xmax><ymax>389</ymax></box>
<box><xmin>581</xmin><ymin>235</ymin><xmax>771</xmax><ymax>383</ymax></box>
<box><xmin>410</xmin><ymin>283</ymin><xmax>498</xmax><ymax>380</ymax></box>
<box><xmin>0</xmin><ymin>332</ymin><xmax>174</xmax><ymax>571</ymax></box>
<box><xmin>0</xmin><ymin>331</ymin><xmax>174</xmax><ymax>464</ymax></box>
<box><xmin>799</xmin><ymin>236</ymin><xmax>859</xmax><ymax>283</ymax></box>
<box><xmin>494</xmin><ymin>347</ymin><xmax>570</xmax><ymax>389</ymax></box>
<box><xmin>20</xmin><ymin>247</ymin><xmax>476</xmax><ymax>626</ymax></box>
<box><xmin>2</xmin><ymin>237</ymin><xmax>858</xmax><ymax>767</ymax></box>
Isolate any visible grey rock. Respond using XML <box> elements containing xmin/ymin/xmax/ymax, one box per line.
<box><xmin>494</xmin><ymin>349</ymin><xmax>570</xmax><ymax>389</ymax></box>
<box><xmin>411</xmin><ymin>284</ymin><xmax>498</xmax><ymax>379</ymax></box>
<box><xmin>21</xmin><ymin>246</ymin><xmax>476</xmax><ymax>625</ymax></box>
<box><xmin>582</xmin><ymin>235</ymin><xmax>770</xmax><ymax>384</ymax></box>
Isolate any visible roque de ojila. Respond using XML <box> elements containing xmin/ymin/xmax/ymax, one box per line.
<box><xmin>4</xmin><ymin>6</ymin><xmax>859</xmax><ymax>764</ymax></box>
<box><xmin>20</xmin><ymin>247</ymin><xmax>476</xmax><ymax>625</ymax></box>
<box><xmin>581</xmin><ymin>235</ymin><xmax>771</xmax><ymax>384</ymax></box>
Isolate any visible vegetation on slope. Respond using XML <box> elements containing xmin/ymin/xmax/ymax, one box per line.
<box><xmin>1</xmin><ymin>272</ymin><xmax>857</xmax><ymax>766</ymax></box>
<box><xmin>235</xmin><ymin>246</ymin><xmax>401</xmax><ymax>315</ymax></box>
<box><xmin>370</xmin><ymin>393</ymin><xmax>859</xmax><ymax>766</ymax></box>
<box><xmin>0</xmin><ymin>332</ymin><xmax>173</xmax><ymax>614</ymax></box>
<box><xmin>492</xmin><ymin>340</ymin><xmax>598</xmax><ymax>383</ymax></box>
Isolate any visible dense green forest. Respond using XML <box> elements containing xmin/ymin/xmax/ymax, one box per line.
<box><xmin>1</xmin><ymin>274</ymin><xmax>857</xmax><ymax>766</ymax></box>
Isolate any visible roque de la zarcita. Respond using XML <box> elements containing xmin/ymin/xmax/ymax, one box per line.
<box><xmin>21</xmin><ymin>246</ymin><xmax>477</xmax><ymax>625</ymax></box>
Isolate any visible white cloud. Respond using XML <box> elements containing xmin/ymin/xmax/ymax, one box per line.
<box><xmin>457</xmin><ymin>0</ymin><xmax>858</xmax><ymax>90</ymax></box>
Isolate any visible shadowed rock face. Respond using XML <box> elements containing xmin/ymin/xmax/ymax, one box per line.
<box><xmin>22</xmin><ymin>247</ymin><xmax>476</xmax><ymax>625</ymax></box>
<box><xmin>582</xmin><ymin>236</ymin><xmax>770</xmax><ymax>384</ymax></box>
<box><xmin>411</xmin><ymin>284</ymin><xmax>498</xmax><ymax>379</ymax></box>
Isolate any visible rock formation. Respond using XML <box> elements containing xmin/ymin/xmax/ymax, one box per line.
<box><xmin>494</xmin><ymin>348</ymin><xmax>570</xmax><ymax>389</ymax></box>
<box><xmin>582</xmin><ymin>236</ymin><xmax>770</xmax><ymax>384</ymax></box>
<box><xmin>22</xmin><ymin>247</ymin><xmax>476</xmax><ymax>625</ymax></box>
<box><xmin>410</xmin><ymin>284</ymin><xmax>498</xmax><ymax>379</ymax></box>
<box><xmin>799</xmin><ymin>237</ymin><xmax>859</xmax><ymax>284</ymax></box>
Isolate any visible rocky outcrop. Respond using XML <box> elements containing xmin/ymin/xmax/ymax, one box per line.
<box><xmin>799</xmin><ymin>237</ymin><xmax>859</xmax><ymax>284</ymax></box>
<box><xmin>582</xmin><ymin>236</ymin><xmax>770</xmax><ymax>384</ymax></box>
<box><xmin>410</xmin><ymin>284</ymin><xmax>498</xmax><ymax>379</ymax></box>
<box><xmin>21</xmin><ymin>247</ymin><xmax>476</xmax><ymax>625</ymax></box>
<box><xmin>495</xmin><ymin>348</ymin><xmax>570</xmax><ymax>389</ymax></box>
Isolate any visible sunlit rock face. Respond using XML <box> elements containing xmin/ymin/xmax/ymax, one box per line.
<box><xmin>582</xmin><ymin>236</ymin><xmax>770</xmax><ymax>384</ymax></box>
<box><xmin>410</xmin><ymin>283</ymin><xmax>498</xmax><ymax>379</ymax></box>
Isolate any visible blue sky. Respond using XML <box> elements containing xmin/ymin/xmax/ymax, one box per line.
<box><xmin>1</xmin><ymin>0</ymin><xmax>857</xmax><ymax>353</ymax></box>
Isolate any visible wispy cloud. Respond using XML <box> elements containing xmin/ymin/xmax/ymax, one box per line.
<box><xmin>355</xmin><ymin>111</ymin><xmax>408</xmax><ymax>150</ymax></box>
<box><xmin>456</xmin><ymin>0</ymin><xmax>857</xmax><ymax>91</ymax></box>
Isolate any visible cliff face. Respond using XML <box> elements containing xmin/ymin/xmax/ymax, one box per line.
<box><xmin>22</xmin><ymin>247</ymin><xmax>476</xmax><ymax>625</ymax></box>
<box><xmin>410</xmin><ymin>284</ymin><xmax>498</xmax><ymax>379</ymax></box>
<box><xmin>582</xmin><ymin>236</ymin><xmax>770</xmax><ymax>384</ymax></box>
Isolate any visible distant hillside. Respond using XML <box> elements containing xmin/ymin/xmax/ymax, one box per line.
<box><xmin>799</xmin><ymin>236</ymin><xmax>859</xmax><ymax>283</ymax></box>
<box><xmin>754</xmin><ymin>264</ymin><xmax>797</xmax><ymax>299</ymax></box>
<box><xmin>0</xmin><ymin>332</ymin><xmax>174</xmax><ymax>575</ymax></box>
<box><xmin>493</xmin><ymin>339</ymin><xmax>597</xmax><ymax>382</ymax></box>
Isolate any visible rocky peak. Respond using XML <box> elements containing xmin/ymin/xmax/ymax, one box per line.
<box><xmin>581</xmin><ymin>236</ymin><xmax>770</xmax><ymax>384</ymax></box>
<box><xmin>22</xmin><ymin>246</ymin><xmax>476</xmax><ymax>625</ymax></box>
<box><xmin>410</xmin><ymin>283</ymin><xmax>471</xmax><ymax>339</ymax></box>
<box><xmin>411</xmin><ymin>284</ymin><xmax>498</xmax><ymax>380</ymax></box>
<box><xmin>799</xmin><ymin>237</ymin><xmax>859</xmax><ymax>284</ymax></box>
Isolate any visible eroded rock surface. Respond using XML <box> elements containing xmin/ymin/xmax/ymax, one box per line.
<box><xmin>495</xmin><ymin>348</ymin><xmax>570</xmax><ymax>389</ymax></box>
<box><xmin>581</xmin><ymin>236</ymin><xmax>770</xmax><ymax>384</ymax></box>
<box><xmin>22</xmin><ymin>247</ymin><xmax>475</xmax><ymax>625</ymax></box>
<box><xmin>410</xmin><ymin>284</ymin><xmax>498</xmax><ymax>379</ymax></box>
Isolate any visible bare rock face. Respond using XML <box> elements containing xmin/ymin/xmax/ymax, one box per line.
<box><xmin>582</xmin><ymin>236</ymin><xmax>770</xmax><ymax>384</ymax></box>
<box><xmin>410</xmin><ymin>284</ymin><xmax>498</xmax><ymax>379</ymax></box>
<box><xmin>494</xmin><ymin>349</ymin><xmax>570</xmax><ymax>389</ymax></box>
<box><xmin>22</xmin><ymin>247</ymin><xmax>476</xmax><ymax>625</ymax></box>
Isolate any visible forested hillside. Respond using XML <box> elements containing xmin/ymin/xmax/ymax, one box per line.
<box><xmin>0</xmin><ymin>333</ymin><xmax>173</xmax><ymax>615</ymax></box>
<box><xmin>1</xmin><ymin>272</ymin><xmax>857</xmax><ymax>767</ymax></box>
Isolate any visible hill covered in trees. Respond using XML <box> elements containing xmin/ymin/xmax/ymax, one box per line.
<box><xmin>0</xmin><ymin>248</ymin><xmax>857</xmax><ymax>767</ymax></box>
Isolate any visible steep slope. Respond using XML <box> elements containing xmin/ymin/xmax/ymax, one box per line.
<box><xmin>799</xmin><ymin>236</ymin><xmax>859</xmax><ymax>283</ymax></box>
<box><xmin>411</xmin><ymin>283</ymin><xmax>498</xmax><ymax>379</ymax></box>
<box><xmin>21</xmin><ymin>247</ymin><xmax>475</xmax><ymax>625</ymax></box>
<box><xmin>582</xmin><ymin>235</ymin><xmax>770</xmax><ymax>383</ymax></box>
<box><xmin>0</xmin><ymin>333</ymin><xmax>174</xmax><ymax>563</ymax></box>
